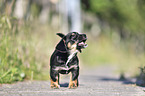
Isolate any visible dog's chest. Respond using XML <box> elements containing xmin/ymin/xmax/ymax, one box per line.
<box><xmin>54</xmin><ymin>50</ymin><xmax>78</xmax><ymax>71</ymax></box>
<box><xmin>66</xmin><ymin>49</ymin><xmax>78</xmax><ymax>65</ymax></box>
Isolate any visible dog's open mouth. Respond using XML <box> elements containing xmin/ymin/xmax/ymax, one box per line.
<box><xmin>78</xmin><ymin>42</ymin><xmax>88</xmax><ymax>48</ymax></box>
<box><xmin>76</xmin><ymin>34</ymin><xmax>88</xmax><ymax>53</ymax></box>
<box><xmin>77</xmin><ymin>41</ymin><xmax>87</xmax><ymax>53</ymax></box>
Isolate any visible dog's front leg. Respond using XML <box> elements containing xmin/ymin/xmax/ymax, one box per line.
<box><xmin>69</xmin><ymin>67</ymin><xmax>79</xmax><ymax>88</ymax></box>
<box><xmin>50</xmin><ymin>68</ymin><xmax>60</xmax><ymax>89</ymax></box>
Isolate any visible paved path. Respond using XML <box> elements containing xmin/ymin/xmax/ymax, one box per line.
<box><xmin>0</xmin><ymin>66</ymin><xmax>145</xmax><ymax>96</ymax></box>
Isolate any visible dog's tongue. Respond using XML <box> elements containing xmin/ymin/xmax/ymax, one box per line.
<box><xmin>78</xmin><ymin>42</ymin><xmax>84</xmax><ymax>46</ymax></box>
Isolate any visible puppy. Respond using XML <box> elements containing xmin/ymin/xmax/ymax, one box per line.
<box><xmin>50</xmin><ymin>32</ymin><xmax>87</xmax><ymax>89</ymax></box>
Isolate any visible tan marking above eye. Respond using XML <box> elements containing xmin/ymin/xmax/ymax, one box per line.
<box><xmin>67</xmin><ymin>42</ymin><xmax>71</xmax><ymax>48</ymax></box>
<box><xmin>72</xmin><ymin>33</ymin><xmax>75</xmax><ymax>35</ymax></box>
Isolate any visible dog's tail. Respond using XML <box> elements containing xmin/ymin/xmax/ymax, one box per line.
<box><xmin>56</xmin><ymin>33</ymin><xmax>65</xmax><ymax>38</ymax></box>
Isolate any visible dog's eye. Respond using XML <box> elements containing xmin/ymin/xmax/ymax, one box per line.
<box><xmin>71</xmin><ymin>35</ymin><xmax>77</xmax><ymax>41</ymax></box>
<box><xmin>78</xmin><ymin>35</ymin><xmax>83</xmax><ymax>40</ymax></box>
<box><xmin>72</xmin><ymin>35</ymin><xmax>76</xmax><ymax>38</ymax></box>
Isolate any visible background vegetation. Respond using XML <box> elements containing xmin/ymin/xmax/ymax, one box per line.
<box><xmin>0</xmin><ymin>0</ymin><xmax>144</xmax><ymax>85</ymax></box>
<box><xmin>81</xmin><ymin>0</ymin><xmax>145</xmax><ymax>73</ymax></box>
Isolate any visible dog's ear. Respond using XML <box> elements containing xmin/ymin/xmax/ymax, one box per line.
<box><xmin>56</xmin><ymin>39</ymin><xmax>67</xmax><ymax>52</ymax></box>
<box><xmin>56</xmin><ymin>33</ymin><xmax>65</xmax><ymax>38</ymax></box>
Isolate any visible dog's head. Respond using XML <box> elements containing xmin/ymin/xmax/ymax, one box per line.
<box><xmin>56</xmin><ymin>32</ymin><xmax>87</xmax><ymax>53</ymax></box>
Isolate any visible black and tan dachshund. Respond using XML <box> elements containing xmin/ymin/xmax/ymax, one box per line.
<box><xmin>50</xmin><ymin>32</ymin><xmax>87</xmax><ymax>89</ymax></box>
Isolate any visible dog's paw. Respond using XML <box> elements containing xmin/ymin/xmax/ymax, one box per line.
<box><xmin>51</xmin><ymin>83</ymin><xmax>60</xmax><ymax>89</ymax></box>
<box><xmin>68</xmin><ymin>81</ymin><xmax>78</xmax><ymax>89</ymax></box>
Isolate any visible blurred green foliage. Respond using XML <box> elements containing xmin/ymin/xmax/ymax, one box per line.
<box><xmin>82</xmin><ymin>0</ymin><xmax>145</xmax><ymax>76</ymax></box>
<box><xmin>89</xmin><ymin>0</ymin><xmax>145</xmax><ymax>33</ymax></box>
<box><xmin>0</xmin><ymin>15</ymin><xmax>52</xmax><ymax>83</ymax></box>
<box><xmin>0</xmin><ymin>15</ymin><xmax>24</xmax><ymax>83</ymax></box>
<box><xmin>80</xmin><ymin>34</ymin><xmax>145</xmax><ymax>76</ymax></box>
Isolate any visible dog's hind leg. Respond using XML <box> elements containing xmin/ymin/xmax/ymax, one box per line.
<box><xmin>69</xmin><ymin>67</ymin><xmax>79</xmax><ymax>88</ymax></box>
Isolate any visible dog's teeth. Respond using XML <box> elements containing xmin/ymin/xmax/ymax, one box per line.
<box><xmin>84</xmin><ymin>44</ymin><xmax>88</xmax><ymax>48</ymax></box>
<box><xmin>78</xmin><ymin>42</ymin><xmax>84</xmax><ymax>46</ymax></box>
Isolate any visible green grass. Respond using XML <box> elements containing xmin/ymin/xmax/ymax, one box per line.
<box><xmin>0</xmin><ymin>15</ymin><xmax>25</xmax><ymax>83</ymax></box>
<box><xmin>0</xmin><ymin>15</ymin><xmax>58</xmax><ymax>83</ymax></box>
<box><xmin>13</xmin><ymin>22</ymin><xmax>59</xmax><ymax>81</ymax></box>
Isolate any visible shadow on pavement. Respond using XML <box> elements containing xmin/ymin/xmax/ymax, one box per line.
<box><xmin>81</xmin><ymin>74</ymin><xmax>136</xmax><ymax>85</ymax></box>
<box><xmin>100</xmin><ymin>77</ymin><xmax>135</xmax><ymax>85</ymax></box>
<box><xmin>60</xmin><ymin>83</ymin><xmax>69</xmax><ymax>87</ymax></box>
